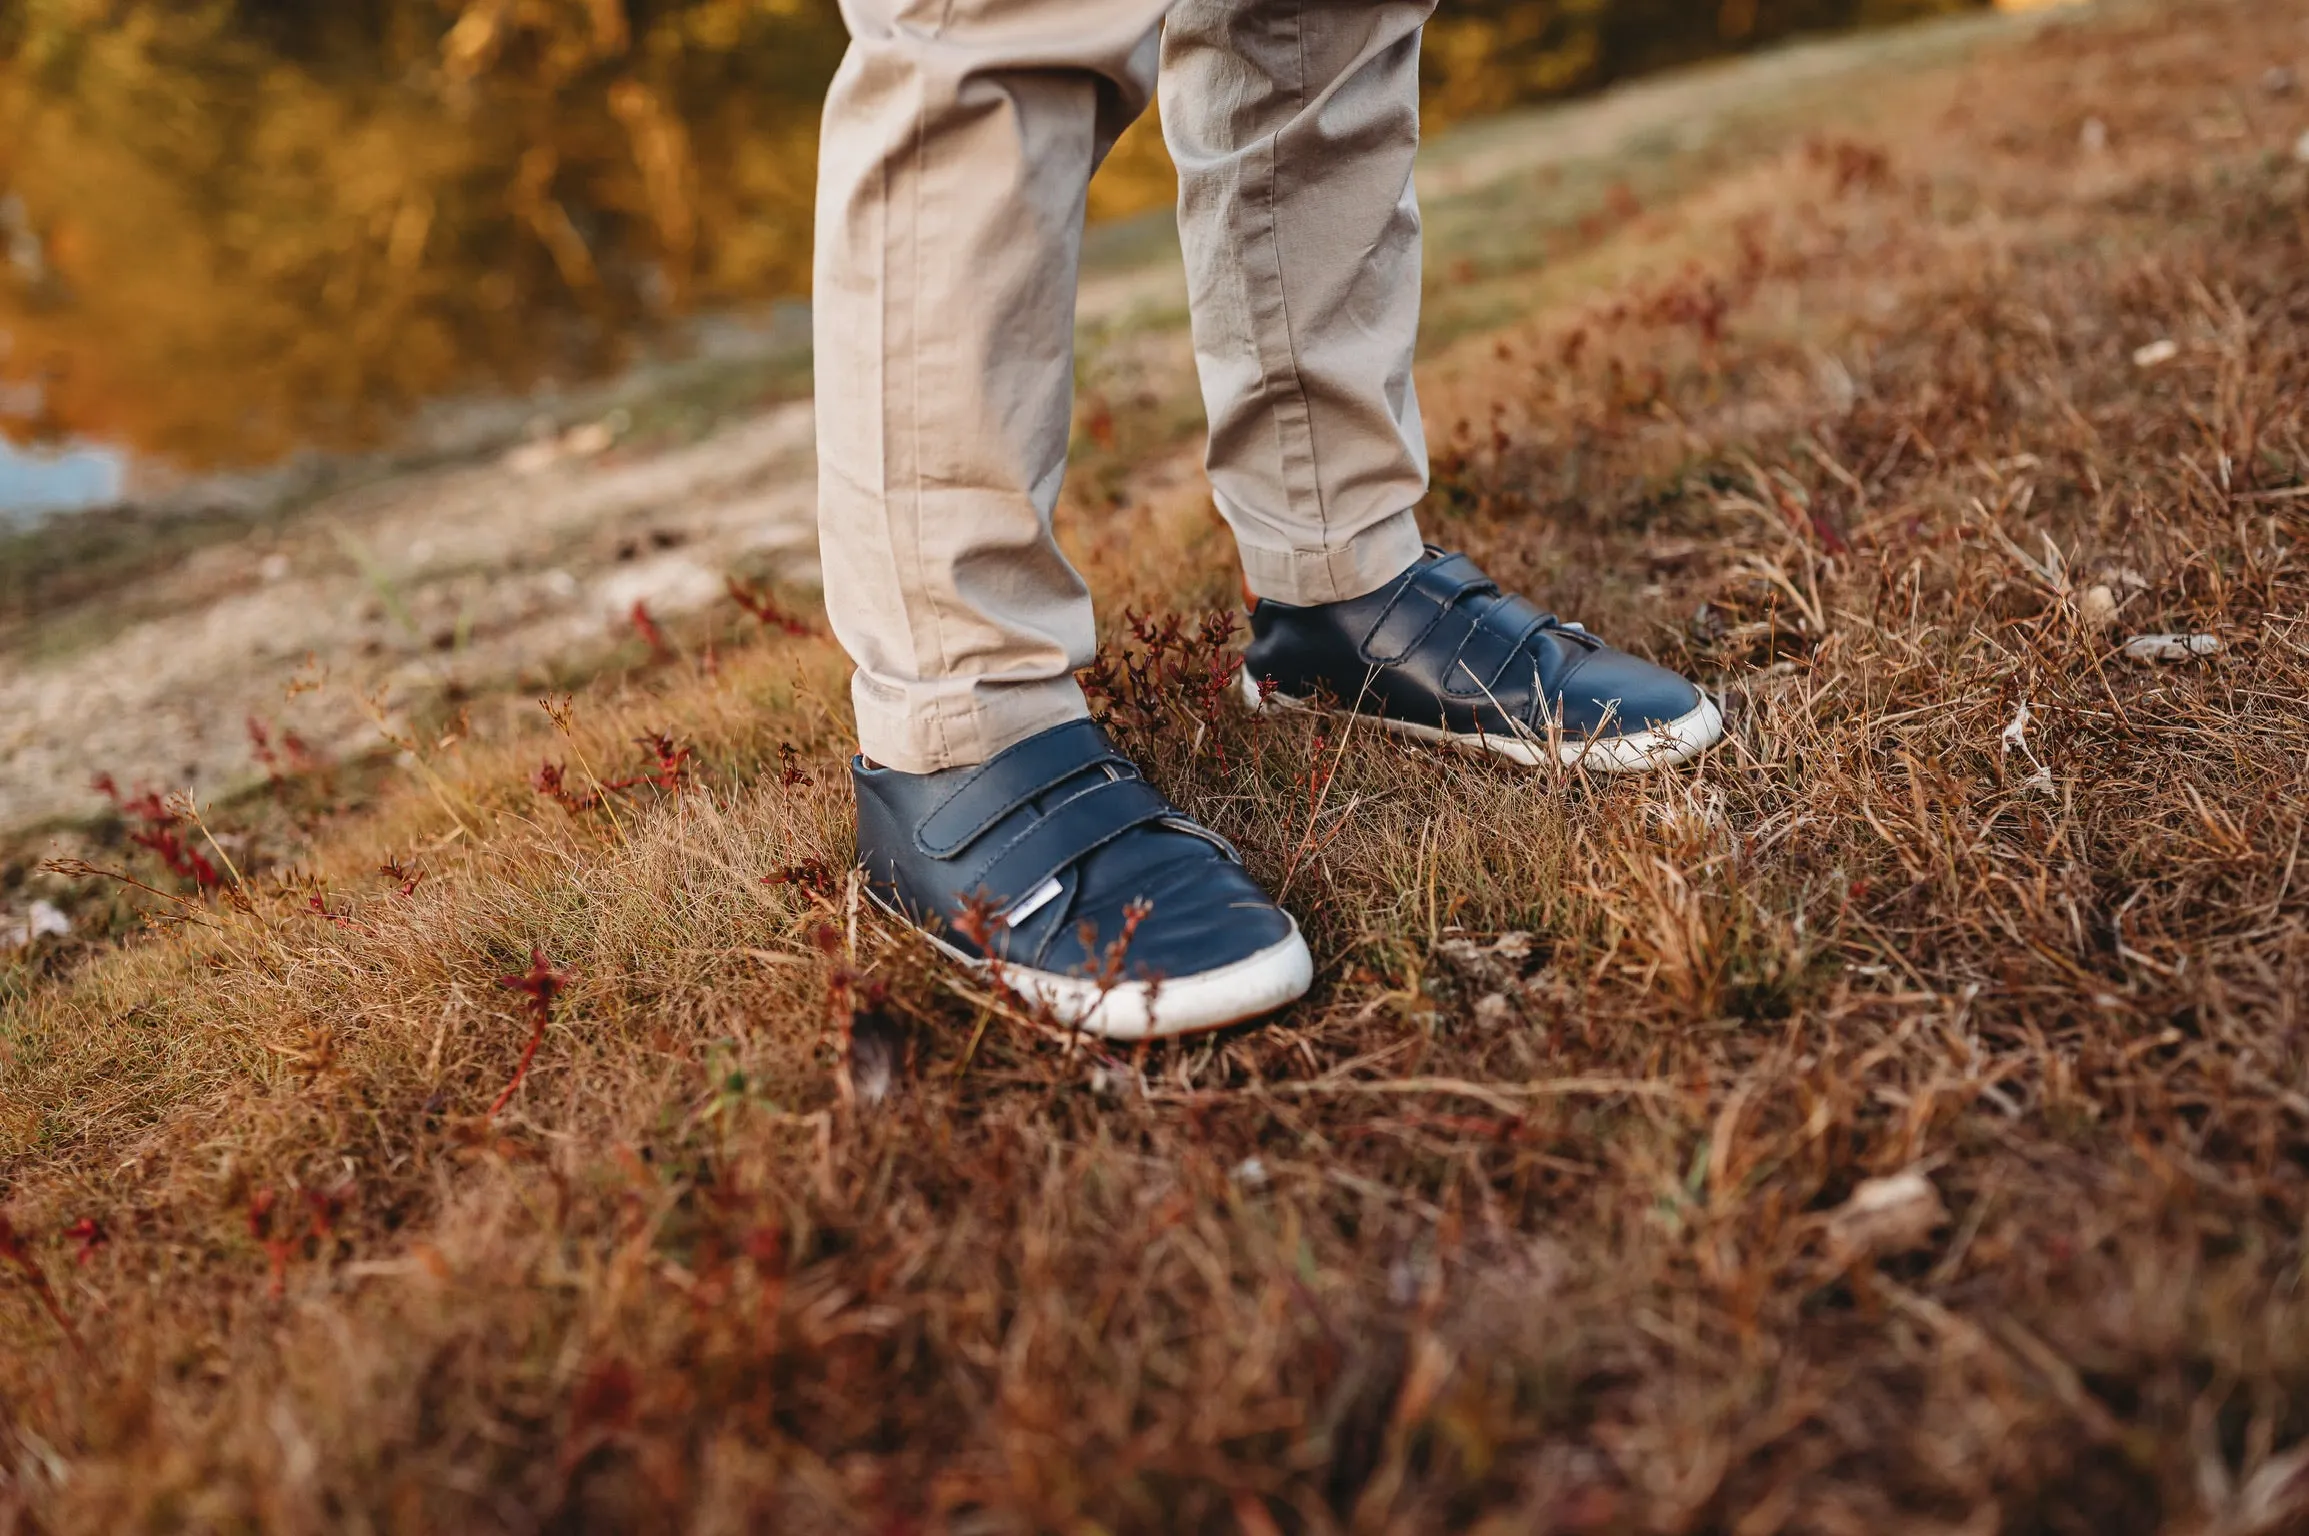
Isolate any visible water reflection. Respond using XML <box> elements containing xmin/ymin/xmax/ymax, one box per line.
<box><xmin>0</xmin><ymin>0</ymin><xmax>1972</xmax><ymax>506</ymax></box>
<box><xmin>0</xmin><ymin>1</ymin><xmax>863</xmax><ymax>486</ymax></box>
<box><xmin>0</xmin><ymin>440</ymin><xmax>123</xmax><ymax>523</ymax></box>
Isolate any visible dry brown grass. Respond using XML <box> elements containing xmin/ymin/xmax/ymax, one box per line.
<box><xmin>7</xmin><ymin>2</ymin><xmax>2309</xmax><ymax>1530</ymax></box>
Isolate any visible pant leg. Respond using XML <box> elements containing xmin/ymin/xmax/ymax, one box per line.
<box><xmin>1160</xmin><ymin>0</ymin><xmax>1435</xmax><ymax>606</ymax></box>
<box><xmin>815</xmin><ymin>0</ymin><xmax>1172</xmax><ymax>773</ymax></box>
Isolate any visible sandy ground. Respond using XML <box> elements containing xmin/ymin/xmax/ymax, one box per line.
<box><xmin>0</xmin><ymin>5</ymin><xmax>2056</xmax><ymax>834</ymax></box>
<box><xmin>0</xmin><ymin>403</ymin><xmax>823</xmax><ymax>828</ymax></box>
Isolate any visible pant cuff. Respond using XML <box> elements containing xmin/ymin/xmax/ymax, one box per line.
<box><xmin>1230</xmin><ymin>504</ymin><xmax>1427</xmax><ymax>607</ymax></box>
<box><xmin>850</xmin><ymin>672</ymin><xmax>1092</xmax><ymax>775</ymax></box>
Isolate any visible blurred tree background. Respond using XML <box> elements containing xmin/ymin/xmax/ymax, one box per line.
<box><xmin>0</xmin><ymin>0</ymin><xmax>1977</xmax><ymax>470</ymax></box>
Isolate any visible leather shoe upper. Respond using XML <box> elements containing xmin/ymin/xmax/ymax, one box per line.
<box><xmin>853</xmin><ymin>719</ymin><xmax>1292</xmax><ymax>981</ymax></box>
<box><xmin>1242</xmin><ymin>548</ymin><xmax>1704</xmax><ymax>742</ymax></box>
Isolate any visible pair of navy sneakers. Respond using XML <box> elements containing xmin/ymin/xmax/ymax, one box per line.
<box><xmin>851</xmin><ymin>550</ymin><xmax>1722</xmax><ymax>1038</ymax></box>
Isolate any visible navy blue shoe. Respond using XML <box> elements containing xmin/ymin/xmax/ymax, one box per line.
<box><xmin>853</xmin><ymin>720</ymin><xmax>1311</xmax><ymax>1039</ymax></box>
<box><xmin>1241</xmin><ymin>549</ymin><xmax>1723</xmax><ymax>772</ymax></box>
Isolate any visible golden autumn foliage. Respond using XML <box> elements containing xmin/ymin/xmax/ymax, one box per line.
<box><xmin>0</xmin><ymin>0</ymin><xmax>842</xmax><ymax>466</ymax></box>
<box><xmin>0</xmin><ymin>0</ymin><xmax>1975</xmax><ymax>469</ymax></box>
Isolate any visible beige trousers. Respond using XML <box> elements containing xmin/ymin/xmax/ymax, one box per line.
<box><xmin>815</xmin><ymin>0</ymin><xmax>1435</xmax><ymax>772</ymax></box>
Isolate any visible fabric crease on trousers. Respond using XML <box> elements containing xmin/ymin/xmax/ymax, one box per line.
<box><xmin>816</xmin><ymin>0</ymin><xmax>1436</xmax><ymax>772</ymax></box>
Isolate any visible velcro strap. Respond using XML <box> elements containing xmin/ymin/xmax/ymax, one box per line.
<box><xmin>916</xmin><ymin>719</ymin><xmax>1129</xmax><ymax>857</ymax></box>
<box><xmin>1360</xmin><ymin>552</ymin><xmax>1496</xmax><ymax>664</ymax></box>
<box><xmin>964</xmin><ymin>776</ymin><xmax>1175</xmax><ymax>909</ymax></box>
<box><xmin>1482</xmin><ymin>591</ymin><xmax>1553</xmax><ymax>642</ymax></box>
<box><xmin>1444</xmin><ymin>611</ymin><xmax>1523</xmax><ymax>698</ymax></box>
<box><xmin>1444</xmin><ymin>593</ymin><xmax>1551</xmax><ymax>697</ymax></box>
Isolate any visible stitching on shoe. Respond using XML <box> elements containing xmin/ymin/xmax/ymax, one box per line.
<box><xmin>1361</xmin><ymin>573</ymin><xmax>1452</xmax><ymax>663</ymax></box>
<box><xmin>961</xmin><ymin>776</ymin><xmax>1176</xmax><ymax>903</ymax></box>
<box><xmin>1437</xmin><ymin>607</ymin><xmax>1502</xmax><ymax>697</ymax></box>
<box><xmin>1362</xmin><ymin>555</ymin><xmax>1497</xmax><ymax>665</ymax></box>
<box><xmin>914</xmin><ymin>721</ymin><xmax>1127</xmax><ymax>858</ymax></box>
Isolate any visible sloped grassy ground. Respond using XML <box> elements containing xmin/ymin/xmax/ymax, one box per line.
<box><xmin>6</xmin><ymin>2</ymin><xmax>2309</xmax><ymax>1530</ymax></box>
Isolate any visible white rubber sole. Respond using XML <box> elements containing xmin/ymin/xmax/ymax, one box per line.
<box><xmin>896</xmin><ymin>901</ymin><xmax>1314</xmax><ymax>1041</ymax></box>
<box><xmin>1240</xmin><ymin>667</ymin><xmax>1723</xmax><ymax>773</ymax></box>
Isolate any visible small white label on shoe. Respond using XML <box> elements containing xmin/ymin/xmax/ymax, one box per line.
<box><xmin>1002</xmin><ymin>877</ymin><xmax>1064</xmax><ymax>928</ymax></box>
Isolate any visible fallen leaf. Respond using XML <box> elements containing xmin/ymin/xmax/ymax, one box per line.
<box><xmin>1998</xmin><ymin>700</ymin><xmax>2054</xmax><ymax>793</ymax></box>
<box><xmin>2000</xmin><ymin>700</ymin><xmax>2033</xmax><ymax>752</ymax></box>
<box><xmin>2123</xmin><ymin>632</ymin><xmax>2221</xmax><ymax>663</ymax></box>
<box><xmin>1825</xmin><ymin>1170</ymin><xmax>1948</xmax><ymax>1262</ymax></box>
<box><xmin>1436</xmin><ymin>937</ymin><xmax>1490</xmax><ymax>970</ymax></box>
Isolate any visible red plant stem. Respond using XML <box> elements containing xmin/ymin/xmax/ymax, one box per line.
<box><xmin>489</xmin><ymin>1011</ymin><xmax>550</xmax><ymax>1117</ymax></box>
<box><xmin>489</xmin><ymin>949</ymin><xmax>566</xmax><ymax>1116</ymax></box>
<box><xmin>630</xmin><ymin>601</ymin><xmax>674</xmax><ymax>660</ymax></box>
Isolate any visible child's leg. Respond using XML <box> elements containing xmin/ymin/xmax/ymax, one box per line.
<box><xmin>813</xmin><ymin>0</ymin><xmax>1173</xmax><ymax>773</ymax></box>
<box><xmin>1161</xmin><ymin>0</ymin><xmax>1437</xmax><ymax>609</ymax></box>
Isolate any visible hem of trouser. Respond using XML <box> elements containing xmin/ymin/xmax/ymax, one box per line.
<box><xmin>850</xmin><ymin>672</ymin><xmax>1093</xmax><ymax>775</ymax></box>
<box><xmin>1232</xmin><ymin>504</ymin><xmax>1427</xmax><ymax>607</ymax></box>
